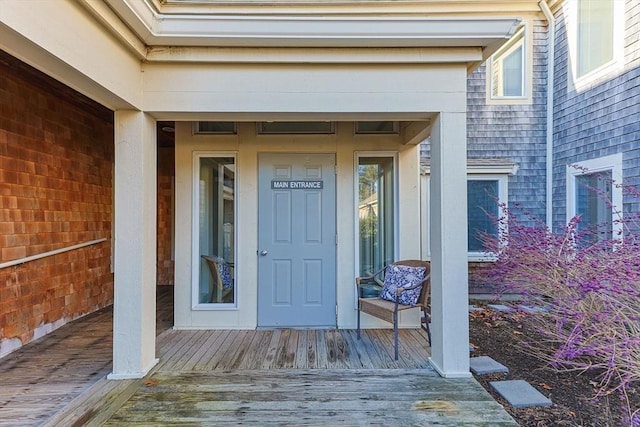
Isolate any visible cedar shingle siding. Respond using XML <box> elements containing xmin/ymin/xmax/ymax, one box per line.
<box><xmin>0</xmin><ymin>50</ymin><xmax>114</xmax><ymax>355</ymax></box>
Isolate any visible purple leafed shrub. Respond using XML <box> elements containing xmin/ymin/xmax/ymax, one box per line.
<box><xmin>480</xmin><ymin>170</ymin><xmax>640</xmax><ymax>423</ymax></box>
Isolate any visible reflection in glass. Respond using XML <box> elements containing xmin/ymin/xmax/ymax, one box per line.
<box><xmin>358</xmin><ymin>157</ymin><xmax>394</xmax><ymax>276</ymax></box>
<box><xmin>199</xmin><ymin>157</ymin><xmax>235</xmax><ymax>304</ymax></box>
<box><xmin>467</xmin><ymin>180</ymin><xmax>499</xmax><ymax>252</ymax></box>
<box><xmin>576</xmin><ymin>171</ymin><xmax>612</xmax><ymax>244</ymax></box>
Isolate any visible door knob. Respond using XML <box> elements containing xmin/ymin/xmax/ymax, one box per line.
<box><xmin>260</xmin><ymin>250</ymin><xmax>268</xmax><ymax>256</ymax></box>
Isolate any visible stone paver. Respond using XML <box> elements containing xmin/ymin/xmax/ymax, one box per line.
<box><xmin>490</xmin><ymin>380</ymin><xmax>552</xmax><ymax>408</ymax></box>
<box><xmin>518</xmin><ymin>305</ymin><xmax>546</xmax><ymax>313</ymax></box>
<box><xmin>487</xmin><ymin>304</ymin><xmax>513</xmax><ymax>312</ymax></box>
<box><xmin>470</xmin><ymin>356</ymin><xmax>509</xmax><ymax>375</ymax></box>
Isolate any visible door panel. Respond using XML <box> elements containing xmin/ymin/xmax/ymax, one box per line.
<box><xmin>258</xmin><ymin>153</ymin><xmax>336</xmax><ymax>327</ymax></box>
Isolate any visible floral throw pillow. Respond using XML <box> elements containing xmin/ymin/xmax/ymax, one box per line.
<box><xmin>379</xmin><ymin>265</ymin><xmax>426</xmax><ymax>306</ymax></box>
<box><xmin>214</xmin><ymin>257</ymin><xmax>234</xmax><ymax>289</ymax></box>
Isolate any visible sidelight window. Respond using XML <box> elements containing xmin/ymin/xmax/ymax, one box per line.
<box><xmin>357</xmin><ymin>156</ymin><xmax>396</xmax><ymax>276</ymax></box>
<box><xmin>196</xmin><ymin>155</ymin><xmax>236</xmax><ymax>306</ymax></box>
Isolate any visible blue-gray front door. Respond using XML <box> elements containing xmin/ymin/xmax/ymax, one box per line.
<box><xmin>258</xmin><ymin>153</ymin><xmax>336</xmax><ymax>327</ymax></box>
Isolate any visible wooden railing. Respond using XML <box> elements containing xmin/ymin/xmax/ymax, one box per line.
<box><xmin>0</xmin><ymin>238</ymin><xmax>107</xmax><ymax>269</ymax></box>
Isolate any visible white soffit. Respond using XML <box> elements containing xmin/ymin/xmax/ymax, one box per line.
<box><xmin>103</xmin><ymin>0</ymin><xmax>521</xmax><ymax>48</ymax></box>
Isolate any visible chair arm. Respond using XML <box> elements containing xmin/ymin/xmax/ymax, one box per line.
<box><xmin>396</xmin><ymin>273</ymin><xmax>431</xmax><ymax>295</ymax></box>
<box><xmin>355</xmin><ymin>266</ymin><xmax>386</xmax><ymax>288</ymax></box>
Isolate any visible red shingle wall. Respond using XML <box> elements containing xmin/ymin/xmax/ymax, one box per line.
<box><xmin>157</xmin><ymin>147</ymin><xmax>174</xmax><ymax>286</ymax></box>
<box><xmin>0</xmin><ymin>51</ymin><xmax>114</xmax><ymax>354</ymax></box>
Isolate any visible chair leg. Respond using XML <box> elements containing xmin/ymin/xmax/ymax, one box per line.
<box><xmin>425</xmin><ymin>322</ymin><xmax>432</xmax><ymax>347</ymax></box>
<box><xmin>357</xmin><ymin>304</ymin><xmax>361</xmax><ymax>340</ymax></box>
<box><xmin>421</xmin><ymin>308</ymin><xmax>432</xmax><ymax>347</ymax></box>
<box><xmin>393</xmin><ymin>309</ymin><xmax>399</xmax><ymax>361</ymax></box>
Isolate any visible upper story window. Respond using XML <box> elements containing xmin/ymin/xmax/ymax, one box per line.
<box><xmin>569</xmin><ymin>0</ymin><xmax>625</xmax><ymax>88</ymax></box>
<box><xmin>487</xmin><ymin>27</ymin><xmax>529</xmax><ymax>103</ymax></box>
<box><xmin>577</xmin><ymin>0</ymin><xmax>614</xmax><ymax>77</ymax></box>
<box><xmin>490</xmin><ymin>27</ymin><xmax>525</xmax><ymax>99</ymax></box>
<box><xmin>566</xmin><ymin>153</ymin><xmax>623</xmax><ymax>244</ymax></box>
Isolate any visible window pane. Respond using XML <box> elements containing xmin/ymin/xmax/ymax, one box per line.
<box><xmin>258</xmin><ymin>122</ymin><xmax>334</xmax><ymax>134</ymax></box>
<box><xmin>199</xmin><ymin>157</ymin><xmax>235</xmax><ymax>304</ymax></box>
<box><xmin>578</xmin><ymin>0</ymin><xmax>614</xmax><ymax>76</ymax></box>
<box><xmin>358</xmin><ymin>157</ymin><xmax>394</xmax><ymax>276</ymax></box>
<box><xmin>355</xmin><ymin>121</ymin><xmax>398</xmax><ymax>134</ymax></box>
<box><xmin>576</xmin><ymin>171</ymin><xmax>612</xmax><ymax>243</ymax></box>
<box><xmin>467</xmin><ymin>180</ymin><xmax>499</xmax><ymax>252</ymax></box>
<box><xmin>195</xmin><ymin>122</ymin><xmax>236</xmax><ymax>134</ymax></box>
<box><xmin>502</xmin><ymin>45</ymin><xmax>523</xmax><ymax>96</ymax></box>
<box><xmin>491</xmin><ymin>29</ymin><xmax>524</xmax><ymax>98</ymax></box>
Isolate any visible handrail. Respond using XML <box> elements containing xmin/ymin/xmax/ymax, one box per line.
<box><xmin>0</xmin><ymin>238</ymin><xmax>107</xmax><ymax>269</ymax></box>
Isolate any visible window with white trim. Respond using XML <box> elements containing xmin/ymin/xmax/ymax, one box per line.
<box><xmin>357</xmin><ymin>155</ymin><xmax>396</xmax><ymax>276</ymax></box>
<box><xmin>577</xmin><ymin>0</ymin><xmax>614</xmax><ymax>77</ymax></box>
<box><xmin>420</xmin><ymin>162</ymin><xmax>515</xmax><ymax>261</ymax></box>
<box><xmin>466</xmin><ymin>175</ymin><xmax>508</xmax><ymax>259</ymax></box>
<box><xmin>194</xmin><ymin>153</ymin><xmax>237</xmax><ymax>308</ymax></box>
<box><xmin>569</xmin><ymin>0</ymin><xmax>624</xmax><ymax>87</ymax></box>
<box><xmin>566</xmin><ymin>154</ymin><xmax>623</xmax><ymax>244</ymax></box>
<box><xmin>489</xmin><ymin>27</ymin><xmax>526</xmax><ymax>99</ymax></box>
<box><xmin>468</xmin><ymin>178</ymin><xmax>501</xmax><ymax>253</ymax></box>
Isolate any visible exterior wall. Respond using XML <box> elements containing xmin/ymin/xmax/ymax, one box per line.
<box><xmin>466</xmin><ymin>18</ymin><xmax>549</xmax><ymax>293</ymax></box>
<box><xmin>420</xmin><ymin>17</ymin><xmax>549</xmax><ymax>294</ymax></box>
<box><xmin>0</xmin><ymin>51</ymin><xmax>114</xmax><ymax>357</ymax></box>
<box><xmin>157</xmin><ymin>147</ymin><xmax>175</xmax><ymax>286</ymax></box>
<box><xmin>551</xmin><ymin>0</ymin><xmax>640</xmax><ymax>232</ymax></box>
<box><xmin>173</xmin><ymin>122</ymin><xmax>423</xmax><ymax>330</ymax></box>
<box><xmin>466</xmin><ymin>18</ymin><xmax>549</xmax><ymax>224</ymax></box>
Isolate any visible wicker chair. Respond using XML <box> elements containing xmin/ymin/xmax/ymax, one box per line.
<box><xmin>355</xmin><ymin>260</ymin><xmax>431</xmax><ymax>360</ymax></box>
<box><xmin>201</xmin><ymin>255</ymin><xmax>234</xmax><ymax>303</ymax></box>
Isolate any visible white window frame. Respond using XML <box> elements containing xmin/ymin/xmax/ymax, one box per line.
<box><xmin>566</xmin><ymin>153</ymin><xmax>623</xmax><ymax>240</ymax></box>
<box><xmin>566</xmin><ymin>0</ymin><xmax>625</xmax><ymax>90</ymax></box>
<box><xmin>486</xmin><ymin>25</ymin><xmax>531</xmax><ymax>105</ymax></box>
<box><xmin>354</xmin><ymin>152</ymin><xmax>399</xmax><ymax>285</ymax></box>
<box><xmin>466</xmin><ymin>174</ymin><xmax>509</xmax><ymax>261</ymax></box>
<box><xmin>192</xmin><ymin>151</ymin><xmax>239</xmax><ymax>311</ymax></box>
<box><xmin>421</xmin><ymin>163</ymin><xmax>515</xmax><ymax>261</ymax></box>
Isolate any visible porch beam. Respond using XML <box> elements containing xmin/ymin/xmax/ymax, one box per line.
<box><xmin>145</xmin><ymin>47</ymin><xmax>483</xmax><ymax>64</ymax></box>
<box><xmin>109</xmin><ymin>111</ymin><xmax>158</xmax><ymax>379</ymax></box>
<box><xmin>428</xmin><ymin>112</ymin><xmax>471</xmax><ymax>378</ymax></box>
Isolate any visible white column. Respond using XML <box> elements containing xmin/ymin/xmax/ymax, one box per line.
<box><xmin>428</xmin><ymin>112</ymin><xmax>471</xmax><ymax>378</ymax></box>
<box><xmin>109</xmin><ymin>111</ymin><xmax>158</xmax><ymax>379</ymax></box>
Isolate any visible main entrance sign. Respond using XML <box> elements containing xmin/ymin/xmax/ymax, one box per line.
<box><xmin>271</xmin><ymin>180</ymin><xmax>323</xmax><ymax>190</ymax></box>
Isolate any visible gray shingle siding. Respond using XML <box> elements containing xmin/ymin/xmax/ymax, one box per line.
<box><xmin>421</xmin><ymin>19</ymin><xmax>549</xmax><ymax>226</ymax></box>
<box><xmin>421</xmin><ymin>1</ymin><xmax>640</xmax><ymax>293</ymax></box>
<box><xmin>466</xmin><ymin>19</ymin><xmax>549</xmax><ymax>224</ymax></box>
<box><xmin>551</xmin><ymin>0</ymin><xmax>640</xmax><ymax>232</ymax></box>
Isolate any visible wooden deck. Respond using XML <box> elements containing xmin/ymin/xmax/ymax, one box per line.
<box><xmin>47</xmin><ymin>327</ymin><xmax>515</xmax><ymax>426</ymax></box>
<box><xmin>1</xmin><ymin>286</ymin><xmax>517</xmax><ymax>426</ymax></box>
